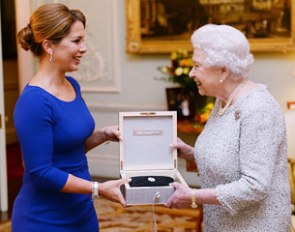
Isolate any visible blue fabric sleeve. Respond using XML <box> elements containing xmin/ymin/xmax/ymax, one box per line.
<box><xmin>14</xmin><ymin>89</ymin><xmax>68</xmax><ymax>191</ymax></box>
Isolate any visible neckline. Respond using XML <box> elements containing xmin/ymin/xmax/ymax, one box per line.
<box><xmin>215</xmin><ymin>83</ymin><xmax>264</xmax><ymax>117</ymax></box>
<box><xmin>26</xmin><ymin>77</ymin><xmax>78</xmax><ymax>103</ymax></box>
<box><xmin>218</xmin><ymin>80</ymin><xmax>247</xmax><ymax>116</ymax></box>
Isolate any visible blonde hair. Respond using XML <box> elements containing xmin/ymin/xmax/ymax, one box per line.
<box><xmin>17</xmin><ymin>3</ymin><xmax>86</xmax><ymax>57</ymax></box>
<box><xmin>191</xmin><ymin>24</ymin><xmax>254</xmax><ymax>80</ymax></box>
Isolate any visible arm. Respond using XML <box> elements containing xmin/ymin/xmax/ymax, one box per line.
<box><xmin>14</xmin><ymin>93</ymin><xmax>68</xmax><ymax>191</ymax></box>
<box><xmin>166</xmin><ymin>182</ymin><xmax>220</xmax><ymax>208</ymax></box>
<box><xmin>84</xmin><ymin>125</ymin><xmax>122</xmax><ymax>153</ymax></box>
<box><xmin>214</xmin><ymin>109</ymin><xmax>282</xmax><ymax>215</ymax></box>
<box><xmin>167</xmin><ymin>108</ymin><xmax>283</xmax><ymax>213</ymax></box>
<box><xmin>15</xmin><ymin>93</ymin><xmax>128</xmax><ymax>206</ymax></box>
<box><xmin>61</xmin><ymin>174</ymin><xmax>130</xmax><ymax>206</ymax></box>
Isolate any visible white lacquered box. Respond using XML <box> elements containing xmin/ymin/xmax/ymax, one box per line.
<box><xmin>119</xmin><ymin>111</ymin><xmax>188</xmax><ymax>205</ymax></box>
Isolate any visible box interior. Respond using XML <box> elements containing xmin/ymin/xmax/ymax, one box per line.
<box><xmin>121</xmin><ymin>169</ymin><xmax>183</xmax><ymax>188</ymax></box>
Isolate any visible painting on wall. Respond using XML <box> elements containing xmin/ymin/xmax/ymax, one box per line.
<box><xmin>126</xmin><ymin>0</ymin><xmax>295</xmax><ymax>53</ymax></box>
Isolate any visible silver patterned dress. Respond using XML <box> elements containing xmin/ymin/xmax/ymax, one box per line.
<box><xmin>195</xmin><ymin>84</ymin><xmax>290</xmax><ymax>232</ymax></box>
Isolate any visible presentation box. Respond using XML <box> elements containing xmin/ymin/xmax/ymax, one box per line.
<box><xmin>119</xmin><ymin>111</ymin><xmax>187</xmax><ymax>205</ymax></box>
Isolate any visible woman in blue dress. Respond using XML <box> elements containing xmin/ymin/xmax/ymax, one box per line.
<box><xmin>12</xmin><ymin>3</ymin><xmax>129</xmax><ymax>232</ymax></box>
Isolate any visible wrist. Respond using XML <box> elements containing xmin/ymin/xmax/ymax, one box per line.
<box><xmin>99</xmin><ymin>128</ymin><xmax>108</xmax><ymax>142</ymax></box>
<box><xmin>92</xmin><ymin>181</ymin><xmax>99</xmax><ymax>201</ymax></box>
<box><xmin>185</xmin><ymin>145</ymin><xmax>194</xmax><ymax>158</ymax></box>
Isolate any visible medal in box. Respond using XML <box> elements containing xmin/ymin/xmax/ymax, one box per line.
<box><xmin>119</xmin><ymin>111</ymin><xmax>188</xmax><ymax>205</ymax></box>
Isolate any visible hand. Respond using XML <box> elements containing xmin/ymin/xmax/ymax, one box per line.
<box><xmin>102</xmin><ymin>125</ymin><xmax>122</xmax><ymax>142</ymax></box>
<box><xmin>84</xmin><ymin>125</ymin><xmax>122</xmax><ymax>152</ymax></box>
<box><xmin>170</xmin><ymin>137</ymin><xmax>194</xmax><ymax>161</ymax></box>
<box><xmin>165</xmin><ymin>182</ymin><xmax>194</xmax><ymax>208</ymax></box>
<box><xmin>99</xmin><ymin>178</ymin><xmax>131</xmax><ymax>207</ymax></box>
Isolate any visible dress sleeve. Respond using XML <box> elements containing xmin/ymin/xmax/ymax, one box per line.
<box><xmin>14</xmin><ymin>89</ymin><xmax>68</xmax><ymax>191</ymax></box>
<box><xmin>215</xmin><ymin>109</ymin><xmax>284</xmax><ymax>215</ymax></box>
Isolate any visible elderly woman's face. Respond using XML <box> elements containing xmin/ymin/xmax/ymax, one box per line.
<box><xmin>189</xmin><ymin>48</ymin><xmax>222</xmax><ymax>97</ymax></box>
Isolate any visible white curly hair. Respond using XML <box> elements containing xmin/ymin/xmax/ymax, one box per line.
<box><xmin>191</xmin><ymin>24</ymin><xmax>254</xmax><ymax>80</ymax></box>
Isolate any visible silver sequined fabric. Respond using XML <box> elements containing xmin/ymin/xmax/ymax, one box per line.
<box><xmin>195</xmin><ymin>84</ymin><xmax>290</xmax><ymax>232</ymax></box>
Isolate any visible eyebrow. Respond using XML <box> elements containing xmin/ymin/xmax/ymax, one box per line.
<box><xmin>193</xmin><ymin>60</ymin><xmax>202</xmax><ymax>65</ymax></box>
<box><xmin>70</xmin><ymin>35</ymin><xmax>84</xmax><ymax>40</ymax></box>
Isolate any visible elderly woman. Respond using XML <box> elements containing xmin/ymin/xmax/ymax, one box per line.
<box><xmin>166</xmin><ymin>24</ymin><xmax>290</xmax><ymax>231</ymax></box>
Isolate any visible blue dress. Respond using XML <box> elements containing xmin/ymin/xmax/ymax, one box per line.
<box><xmin>11</xmin><ymin>76</ymin><xmax>98</xmax><ymax>232</ymax></box>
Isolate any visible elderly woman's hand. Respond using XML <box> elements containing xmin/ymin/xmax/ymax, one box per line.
<box><xmin>165</xmin><ymin>182</ymin><xmax>195</xmax><ymax>208</ymax></box>
<box><xmin>170</xmin><ymin>137</ymin><xmax>195</xmax><ymax>161</ymax></box>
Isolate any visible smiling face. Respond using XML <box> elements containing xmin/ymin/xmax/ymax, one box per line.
<box><xmin>189</xmin><ymin>48</ymin><xmax>223</xmax><ymax>97</ymax></box>
<box><xmin>51</xmin><ymin>21</ymin><xmax>87</xmax><ymax>72</ymax></box>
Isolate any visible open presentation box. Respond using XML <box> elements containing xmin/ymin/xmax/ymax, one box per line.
<box><xmin>119</xmin><ymin>111</ymin><xmax>187</xmax><ymax>206</ymax></box>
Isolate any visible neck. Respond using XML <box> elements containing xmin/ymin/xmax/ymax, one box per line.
<box><xmin>32</xmin><ymin>60</ymin><xmax>66</xmax><ymax>87</ymax></box>
<box><xmin>218</xmin><ymin>79</ymin><xmax>246</xmax><ymax>116</ymax></box>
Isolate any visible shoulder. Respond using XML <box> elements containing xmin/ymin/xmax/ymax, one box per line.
<box><xmin>16</xmin><ymin>85</ymin><xmax>51</xmax><ymax>106</ymax></box>
<box><xmin>14</xmin><ymin>86</ymin><xmax>53</xmax><ymax>123</ymax></box>
<box><xmin>241</xmin><ymin>84</ymin><xmax>282</xmax><ymax>115</ymax></box>
<box><xmin>239</xmin><ymin>84</ymin><xmax>285</xmax><ymax>131</ymax></box>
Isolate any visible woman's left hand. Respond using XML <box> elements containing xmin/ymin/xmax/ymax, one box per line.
<box><xmin>165</xmin><ymin>182</ymin><xmax>194</xmax><ymax>208</ymax></box>
<box><xmin>85</xmin><ymin>125</ymin><xmax>122</xmax><ymax>153</ymax></box>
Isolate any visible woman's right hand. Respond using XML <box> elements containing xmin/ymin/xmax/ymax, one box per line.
<box><xmin>99</xmin><ymin>178</ymin><xmax>131</xmax><ymax>207</ymax></box>
<box><xmin>170</xmin><ymin>137</ymin><xmax>195</xmax><ymax>161</ymax></box>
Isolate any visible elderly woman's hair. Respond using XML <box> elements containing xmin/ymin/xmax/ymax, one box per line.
<box><xmin>17</xmin><ymin>3</ymin><xmax>86</xmax><ymax>57</ymax></box>
<box><xmin>191</xmin><ymin>24</ymin><xmax>254</xmax><ymax>79</ymax></box>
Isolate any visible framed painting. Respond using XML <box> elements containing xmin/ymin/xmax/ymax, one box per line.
<box><xmin>126</xmin><ymin>0</ymin><xmax>295</xmax><ymax>53</ymax></box>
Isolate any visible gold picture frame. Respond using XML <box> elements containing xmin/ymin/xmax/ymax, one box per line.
<box><xmin>126</xmin><ymin>0</ymin><xmax>295</xmax><ymax>54</ymax></box>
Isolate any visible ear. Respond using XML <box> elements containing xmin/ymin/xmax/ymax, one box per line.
<box><xmin>219</xmin><ymin>67</ymin><xmax>230</xmax><ymax>82</ymax></box>
<box><xmin>42</xmin><ymin>39</ymin><xmax>53</xmax><ymax>55</ymax></box>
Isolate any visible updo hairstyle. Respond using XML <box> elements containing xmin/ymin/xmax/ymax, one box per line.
<box><xmin>17</xmin><ymin>3</ymin><xmax>86</xmax><ymax>57</ymax></box>
<box><xmin>191</xmin><ymin>24</ymin><xmax>254</xmax><ymax>80</ymax></box>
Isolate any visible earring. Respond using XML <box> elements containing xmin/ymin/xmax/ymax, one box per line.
<box><xmin>219</xmin><ymin>79</ymin><xmax>223</xmax><ymax>83</ymax></box>
<box><xmin>49</xmin><ymin>50</ymin><xmax>53</xmax><ymax>63</ymax></box>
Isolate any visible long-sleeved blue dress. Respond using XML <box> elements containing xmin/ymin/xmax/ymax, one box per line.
<box><xmin>11</xmin><ymin>76</ymin><xmax>98</xmax><ymax>232</ymax></box>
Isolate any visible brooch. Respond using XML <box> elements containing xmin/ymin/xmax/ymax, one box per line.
<box><xmin>234</xmin><ymin>110</ymin><xmax>241</xmax><ymax>121</ymax></box>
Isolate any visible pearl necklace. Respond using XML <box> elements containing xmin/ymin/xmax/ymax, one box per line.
<box><xmin>218</xmin><ymin>80</ymin><xmax>246</xmax><ymax>116</ymax></box>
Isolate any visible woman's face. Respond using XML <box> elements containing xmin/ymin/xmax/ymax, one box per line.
<box><xmin>52</xmin><ymin>21</ymin><xmax>87</xmax><ymax>72</ymax></box>
<box><xmin>189</xmin><ymin>48</ymin><xmax>222</xmax><ymax>97</ymax></box>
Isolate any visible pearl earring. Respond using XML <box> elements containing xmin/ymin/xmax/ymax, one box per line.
<box><xmin>219</xmin><ymin>79</ymin><xmax>223</xmax><ymax>83</ymax></box>
<box><xmin>49</xmin><ymin>50</ymin><xmax>53</xmax><ymax>63</ymax></box>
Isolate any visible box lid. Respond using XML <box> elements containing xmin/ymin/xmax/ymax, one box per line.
<box><xmin>119</xmin><ymin>111</ymin><xmax>177</xmax><ymax>171</ymax></box>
